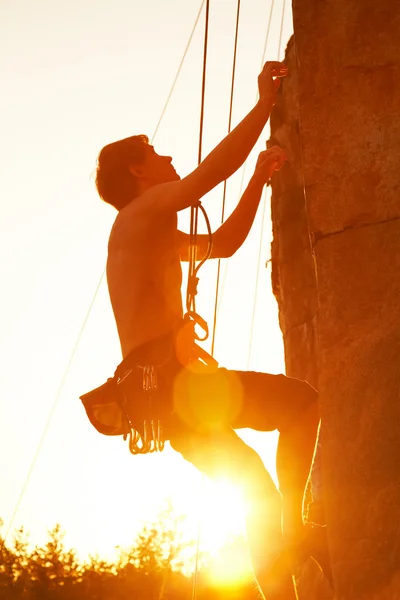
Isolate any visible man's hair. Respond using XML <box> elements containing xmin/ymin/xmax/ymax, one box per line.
<box><xmin>95</xmin><ymin>134</ymin><xmax>149</xmax><ymax>211</ymax></box>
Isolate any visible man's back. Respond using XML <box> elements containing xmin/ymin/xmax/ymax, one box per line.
<box><xmin>107</xmin><ymin>199</ymin><xmax>183</xmax><ymax>357</ymax></box>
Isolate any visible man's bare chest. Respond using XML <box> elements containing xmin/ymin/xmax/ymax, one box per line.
<box><xmin>108</xmin><ymin>214</ymin><xmax>182</xmax><ymax>293</ymax></box>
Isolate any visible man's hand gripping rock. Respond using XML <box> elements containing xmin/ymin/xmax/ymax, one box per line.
<box><xmin>258</xmin><ymin>60</ymin><xmax>288</xmax><ymax>107</ymax></box>
<box><xmin>253</xmin><ymin>145</ymin><xmax>287</xmax><ymax>186</ymax></box>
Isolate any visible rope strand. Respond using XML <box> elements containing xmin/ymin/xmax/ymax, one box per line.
<box><xmin>246</xmin><ymin>188</ymin><xmax>268</xmax><ymax>368</ymax></box>
<box><xmin>210</xmin><ymin>0</ymin><xmax>241</xmax><ymax>357</ymax></box>
<box><xmin>5</xmin><ymin>271</ymin><xmax>105</xmax><ymax>542</ymax></box>
<box><xmin>246</xmin><ymin>0</ymin><xmax>287</xmax><ymax>368</ymax></box>
<box><xmin>152</xmin><ymin>0</ymin><xmax>206</xmax><ymax>142</ymax></box>
<box><xmin>186</xmin><ymin>0</ymin><xmax>212</xmax><ymax>318</ymax></box>
<box><xmin>212</xmin><ymin>0</ymin><xmax>277</xmax><ymax>331</ymax></box>
<box><xmin>191</xmin><ymin>3</ymin><xmax>211</xmax><ymax>599</ymax></box>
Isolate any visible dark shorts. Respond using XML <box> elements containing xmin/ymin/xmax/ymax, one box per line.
<box><xmin>118</xmin><ymin>332</ymin><xmax>318</xmax><ymax>440</ymax></box>
<box><xmin>170</xmin><ymin>366</ymin><xmax>317</xmax><ymax>435</ymax></box>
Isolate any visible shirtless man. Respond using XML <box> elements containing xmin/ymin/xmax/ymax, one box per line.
<box><xmin>95</xmin><ymin>62</ymin><xmax>324</xmax><ymax>598</ymax></box>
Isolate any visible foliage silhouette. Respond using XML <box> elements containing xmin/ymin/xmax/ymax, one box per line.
<box><xmin>0</xmin><ymin>509</ymin><xmax>258</xmax><ymax>600</ymax></box>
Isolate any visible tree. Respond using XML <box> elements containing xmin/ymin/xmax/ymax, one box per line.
<box><xmin>0</xmin><ymin>506</ymin><xmax>259</xmax><ymax>600</ymax></box>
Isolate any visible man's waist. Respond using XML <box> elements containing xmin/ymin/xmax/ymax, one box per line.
<box><xmin>118</xmin><ymin>322</ymin><xmax>186</xmax><ymax>376</ymax></box>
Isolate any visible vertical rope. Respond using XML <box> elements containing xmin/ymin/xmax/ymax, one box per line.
<box><xmin>277</xmin><ymin>0</ymin><xmax>286</xmax><ymax>61</ymax></box>
<box><xmin>210</xmin><ymin>0</ymin><xmax>241</xmax><ymax>357</ymax></box>
<box><xmin>4</xmin><ymin>272</ymin><xmax>105</xmax><ymax>543</ymax></box>
<box><xmin>197</xmin><ymin>1</ymin><xmax>210</xmax><ymax>168</ymax></box>
<box><xmin>246</xmin><ymin>187</ymin><xmax>269</xmax><ymax>369</ymax></box>
<box><xmin>235</xmin><ymin>0</ymin><xmax>276</xmax><ymax>219</ymax></box>
<box><xmin>213</xmin><ymin>0</ymin><xmax>276</xmax><ymax>326</ymax></box>
<box><xmin>191</xmin><ymin>473</ymin><xmax>205</xmax><ymax>600</ymax></box>
<box><xmin>152</xmin><ymin>0</ymin><xmax>206</xmax><ymax>142</ymax></box>
<box><xmin>246</xmin><ymin>0</ymin><xmax>287</xmax><ymax>369</ymax></box>
<box><xmin>187</xmin><ymin>0</ymin><xmax>210</xmax><ymax>317</ymax></box>
<box><xmin>191</xmin><ymin>5</ymin><xmax>210</xmax><ymax>598</ymax></box>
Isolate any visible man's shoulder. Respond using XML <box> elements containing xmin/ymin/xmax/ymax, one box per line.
<box><xmin>108</xmin><ymin>187</ymin><xmax>178</xmax><ymax>248</ymax></box>
<box><xmin>132</xmin><ymin>179</ymin><xmax>195</xmax><ymax>215</ymax></box>
<box><xmin>121</xmin><ymin>182</ymin><xmax>179</xmax><ymax>219</ymax></box>
<box><xmin>108</xmin><ymin>207</ymin><xmax>146</xmax><ymax>249</ymax></box>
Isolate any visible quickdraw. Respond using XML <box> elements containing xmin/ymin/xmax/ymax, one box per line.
<box><xmin>121</xmin><ymin>365</ymin><xmax>165</xmax><ymax>455</ymax></box>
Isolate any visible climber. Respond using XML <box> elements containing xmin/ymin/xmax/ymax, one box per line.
<box><xmin>94</xmin><ymin>60</ymin><xmax>329</xmax><ymax>598</ymax></box>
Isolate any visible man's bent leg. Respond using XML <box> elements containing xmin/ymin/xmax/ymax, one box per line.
<box><xmin>230</xmin><ymin>372</ymin><xmax>321</xmax><ymax>568</ymax></box>
<box><xmin>170</xmin><ymin>427</ymin><xmax>298</xmax><ymax>600</ymax></box>
<box><xmin>274</xmin><ymin>379</ymin><xmax>320</xmax><ymax>543</ymax></box>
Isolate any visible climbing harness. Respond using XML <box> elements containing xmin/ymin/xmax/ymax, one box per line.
<box><xmin>79</xmin><ymin>285</ymin><xmax>217</xmax><ymax>457</ymax></box>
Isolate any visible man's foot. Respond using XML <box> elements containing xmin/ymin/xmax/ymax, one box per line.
<box><xmin>306</xmin><ymin>500</ymin><xmax>326</xmax><ymax>526</ymax></box>
<box><xmin>286</xmin><ymin>523</ymin><xmax>333</xmax><ymax>589</ymax></box>
<box><xmin>306</xmin><ymin>522</ymin><xmax>333</xmax><ymax>588</ymax></box>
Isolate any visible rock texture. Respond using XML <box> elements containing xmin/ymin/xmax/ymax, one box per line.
<box><xmin>270</xmin><ymin>36</ymin><xmax>327</xmax><ymax>522</ymax></box>
<box><xmin>270</xmin><ymin>36</ymin><xmax>332</xmax><ymax>600</ymax></box>
<box><xmin>270</xmin><ymin>2</ymin><xmax>400</xmax><ymax>599</ymax></box>
<box><xmin>269</xmin><ymin>36</ymin><xmax>319</xmax><ymax>391</ymax></box>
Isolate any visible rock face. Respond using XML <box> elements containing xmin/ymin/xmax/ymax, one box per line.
<box><xmin>270</xmin><ymin>36</ymin><xmax>327</xmax><ymax>522</ymax></box>
<box><xmin>270</xmin><ymin>36</ymin><xmax>332</xmax><ymax>600</ymax></box>
<box><xmin>270</xmin><ymin>2</ymin><xmax>400</xmax><ymax>599</ymax></box>
<box><xmin>269</xmin><ymin>36</ymin><xmax>319</xmax><ymax>391</ymax></box>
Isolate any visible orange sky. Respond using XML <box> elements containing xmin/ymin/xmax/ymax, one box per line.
<box><xmin>1</xmin><ymin>0</ymin><xmax>292</xmax><ymax>560</ymax></box>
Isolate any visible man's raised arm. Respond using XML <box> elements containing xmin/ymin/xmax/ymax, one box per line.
<box><xmin>178</xmin><ymin>145</ymin><xmax>287</xmax><ymax>260</ymax></box>
<box><xmin>158</xmin><ymin>61</ymin><xmax>287</xmax><ymax>212</ymax></box>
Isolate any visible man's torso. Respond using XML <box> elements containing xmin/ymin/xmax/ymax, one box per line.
<box><xmin>107</xmin><ymin>201</ymin><xmax>183</xmax><ymax>358</ymax></box>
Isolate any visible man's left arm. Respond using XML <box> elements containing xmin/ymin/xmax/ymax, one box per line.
<box><xmin>178</xmin><ymin>145</ymin><xmax>286</xmax><ymax>260</ymax></box>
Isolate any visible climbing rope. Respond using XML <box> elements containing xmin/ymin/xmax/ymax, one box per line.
<box><xmin>190</xmin><ymin>2</ymin><xmax>211</xmax><ymax>598</ymax></box>
<box><xmin>212</xmin><ymin>0</ymin><xmax>276</xmax><ymax>335</ymax></box>
<box><xmin>246</xmin><ymin>0</ymin><xmax>287</xmax><ymax>368</ymax></box>
<box><xmin>210</xmin><ymin>0</ymin><xmax>242</xmax><ymax>357</ymax></box>
<box><xmin>4</xmin><ymin>274</ymin><xmax>104</xmax><ymax>543</ymax></box>
<box><xmin>209</xmin><ymin>0</ymin><xmax>285</xmax><ymax>368</ymax></box>
<box><xmin>185</xmin><ymin>0</ymin><xmax>213</xmax><ymax>343</ymax></box>
<box><xmin>152</xmin><ymin>0</ymin><xmax>206</xmax><ymax>142</ymax></box>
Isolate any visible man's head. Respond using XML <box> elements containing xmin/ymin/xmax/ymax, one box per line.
<box><xmin>95</xmin><ymin>134</ymin><xmax>180</xmax><ymax>211</ymax></box>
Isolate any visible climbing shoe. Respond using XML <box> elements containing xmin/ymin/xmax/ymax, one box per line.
<box><xmin>287</xmin><ymin>523</ymin><xmax>333</xmax><ymax>589</ymax></box>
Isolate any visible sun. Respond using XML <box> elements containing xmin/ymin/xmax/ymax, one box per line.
<box><xmin>206</xmin><ymin>536</ymin><xmax>253</xmax><ymax>589</ymax></box>
<box><xmin>153</xmin><ymin>429</ymin><xmax>280</xmax><ymax>580</ymax></box>
<box><xmin>198</xmin><ymin>478</ymin><xmax>247</xmax><ymax>553</ymax></box>
<box><xmin>197</xmin><ymin>478</ymin><xmax>253</xmax><ymax>587</ymax></box>
<box><xmin>166</xmin><ymin>471</ymin><xmax>252</xmax><ymax>584</ymax></box>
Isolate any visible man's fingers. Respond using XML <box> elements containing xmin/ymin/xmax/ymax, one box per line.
<box><xmin>259</xmin><ymin>146</ymin><xmax>285</xmax><ymax>160</ymax></box>
<box><xmin>262</xmin><ymin>61</ymin><xmax>288</xmax><ymax>76</ymax></box>
<box><xmin>262</xmin><ymin>60</ymin><xmax>287</xmax><ymax>70</ymax></box>
<box><xmin>256</xmin><ymin>146</ymin><xmax>287</xmax><ymax>171</ymax></box>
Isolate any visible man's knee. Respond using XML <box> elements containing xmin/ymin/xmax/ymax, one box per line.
<box><xmin>276</xmin><ymin>376</ymin><xmax>319</xmax><ymax>433</ymax></box>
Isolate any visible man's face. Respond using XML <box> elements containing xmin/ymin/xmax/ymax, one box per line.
<box><xmin>140</xmin><ymin>144</ymin><xmax>181</xmax><ymax>185</ymax></box>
